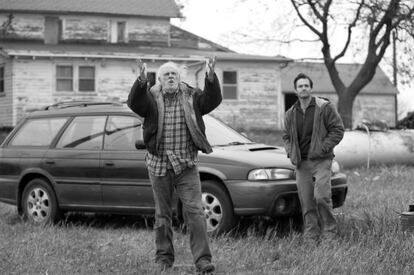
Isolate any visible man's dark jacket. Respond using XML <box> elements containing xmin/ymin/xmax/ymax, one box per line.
<box><xmin>282</xmin><ymin>96</ymin><xmax>344</xmax><ymax>166</ymax></box>
<box><xmin>127</xmin><ymin>74</ymin><xmax>222</xmax><ymax>154</ymax></box>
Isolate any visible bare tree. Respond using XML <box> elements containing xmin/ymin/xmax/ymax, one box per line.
<box><xmin>290</xmin><ymin>0</ymin><xmax>414</xmax><ymax>128</ymax></box>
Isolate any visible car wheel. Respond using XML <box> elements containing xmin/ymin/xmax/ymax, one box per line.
<box><xmin>22</xmin><ymin>178</ymin><xmax>60</xmax><ymax>225</ymax></box>
<box><xmin>201</xmin><ymin>180</ymin><xmax>236</xmax><ymax>235</ymax></box>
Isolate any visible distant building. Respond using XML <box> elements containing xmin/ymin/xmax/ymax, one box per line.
<box><xmin>0</xmin><ymin>0</ymin><xmax>290</xmax><ymax>130</ymax></box>
<box><xmin>282</xmin><ymin>62</ymin><xmax>398</xmax><ymax>128</ymax></box>
<box><xmin>0</xmin><ymin>0</ymin><xmax>398</xmax><ymax>130</ymax></box>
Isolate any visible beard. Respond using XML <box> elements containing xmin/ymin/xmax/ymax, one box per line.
<box><xmin>163</xmin><ymin>86</ymin><xmax>178</xmax><ymax>94</ymax></box>
<box><xmin>162</xmin><ymin>81</ymin><xmax>179</xmax><ymax>94</ymax></box>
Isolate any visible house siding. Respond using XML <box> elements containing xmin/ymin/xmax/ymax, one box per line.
<box><xmin>7</xmin><ymin>58</ymin><xmax>206</xmax><ymax>125</ymax></box>
<box><xmin>63</xmin><ymin>17</ymin><xmax>108</xmax><ymax>41</ymax></box>
<box><xmin>12</xmin><ymin>59</ymin><xmax>55</xmax><ymax>124</ymax></box>
<box><xmin>0</xmin><ymin>13</ymin><xmax>171</xmax><ymax>45</ymax></box>
<box><xmin>0</xmin><ymin>13</ymin><xmax>44</xmax><ymax>40</ymax></box>
<box><xmin>6</xmin><ymin>57</ymin><xmax>281</xmax><ymax>130</ymax></box>
<box><xmin>213</xmin><ymin>62</ymin><xmax>282</xmax><ymax>130</ymax></box>
<box><xmin>313</xmin><ymin>93</ymin><xmax>396</xmax><ymax>127</ymax></box>
<box><xmin>354</xmin><ymin>94</ymin><xmax>396</xmax><ymax>127</ymax></box>
<box><xmin>127</xmin><ymin>18</ymin><xmax>170</xmax><ymax>45</ymax></box>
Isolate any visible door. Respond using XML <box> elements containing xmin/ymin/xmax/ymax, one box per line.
<box><xmin>100</xmin><ymin>115</ymin><xmax>154</xmax><ymax>213</ymax></box>
<box><xmin>43</xmin><ymin>116</ymin><xmax>106</xmax><ymax>208</ymax></box>
<box><xmin>0</xmin><ymin>117</ymin><xmax>68</xmax><ymax>204</ymax></box>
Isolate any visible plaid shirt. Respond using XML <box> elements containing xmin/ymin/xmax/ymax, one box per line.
<box><xmin>146</xmin><ymin>90</ymin><xmax>198</xmax><ymax>176</ymax></box>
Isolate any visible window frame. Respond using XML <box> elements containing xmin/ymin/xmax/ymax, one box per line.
<box><xmin>78</xmin><ymin>66</ymin><xmax>96</xmax><ymax>92</ymax></box>
<box><xmin>117</xmin><ymin>21</ymin><xmax>127</xmax><ymax>43</ymax></box>
<box><xmin>147</xmin><ymin>72</ymin><xmax>157</xmax><ymax>88</ymax></box>
<box><xmin>222</xmin><ymin>70</ymin><xmax>238</xmax><ymax>100</ymax></box>
<box><xmin>55</xmin><ymin>115</ymin><xmax>106</xmax><ymax>150</ymax></box>
<box><xmin>7</xmin><ymin>117</ymin><xmax>69</xmax><ymax>148</ymax></box>
<box><xmin>55</xmin><ymin>65</ymin><xmax>96</xmax><ymax>93</ymax></box>
<box><xmin>56</xmin><ymin>65</ymin><xmax>74</xmax><ymax>92</ymax></box>
<box><xmin>0</xmin><ymin>66</ymin><xmax>4</xmax><ymax>94</ymax></box>
<box><xmin>103</xmin><ymin>115</ymin><xmax>143</xmax><ymax>151</ymax></box>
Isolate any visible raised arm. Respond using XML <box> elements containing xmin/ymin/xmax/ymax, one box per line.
<box><xmin>198</xmin><ymin>56</ymin><xmax>222</xmax><ymax>115</ymax></box>
<box><xmin>127</xmin><ymin>60</ymin><xmax>150</xmax><ymax>117</ymax></box>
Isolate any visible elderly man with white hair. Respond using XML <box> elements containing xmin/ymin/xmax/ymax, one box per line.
<box><xmin>127</xmin><ymin>57</ymin><xmax>221</xmax><ymax>273</ymax></box>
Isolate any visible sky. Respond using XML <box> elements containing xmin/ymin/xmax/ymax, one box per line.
<box><xmin>172</xmin><ymin>0</ymin><xmax>414</xmax><ymax>117</ymax></box>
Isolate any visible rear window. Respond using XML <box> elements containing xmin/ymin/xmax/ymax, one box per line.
<box><xmin>9</xmin><ymin>118</ymin><xmax>68</xmax><ymax>147</ymax></box>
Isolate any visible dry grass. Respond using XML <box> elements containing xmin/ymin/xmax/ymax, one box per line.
<box><xmin>1</xmin><ymin>165</ymin><xmax>414</xmax><ymax>274</ymax></box>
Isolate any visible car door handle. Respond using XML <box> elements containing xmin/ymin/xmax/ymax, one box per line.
<box><xmin>104</xmin><ymin>161</ymin><xmax>114</xmax><ymax>167</ymax></box>
<box><xmin>44</xmin><ymin>159</ymin><xmax>55</xmax><ymax>164</ymax></box>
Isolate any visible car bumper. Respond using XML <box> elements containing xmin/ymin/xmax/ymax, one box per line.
<box><xmin>225</xmin><ymin>172</ymin><xmax>347</xmax><ymax>217</ymax></box>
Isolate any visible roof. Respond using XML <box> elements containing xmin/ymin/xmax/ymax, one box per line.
<box><xmin>170</xmin><ymin>25</ymin><xmax>235</xmax><ymax>53</ymax></box>
<box><xmin>0</xmin><ymin>0</ymin><xmax>180</xmax><ymax>18</ymax></box>
<box><xmin>0</xmin><ymin>42</ymin><xmax>292</xmax><ymax>63</ymax></box>
<box><xmin>27</xmin><ymin>102</ymin><xmax>135</xmax><ymax>118</ymax></box>
<box><xmin>282</xmin><ymin>62</ymin><xmax>398</xmax><ymax>95</ymax></box>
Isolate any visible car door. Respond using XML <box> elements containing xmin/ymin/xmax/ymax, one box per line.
<box><xmin>0</xmin><ymin>117</ymin><xmax>68</xmax><ymax>204</ymax></box>
<box><xmin>100</xmin><ymin>115</ymin><xmax>154</xmax><ymax>213</ymax></box>
<box><xmin>43</xmin><ymin>115</ymin><xmax>105</xmax><ymax>208</ymax></box>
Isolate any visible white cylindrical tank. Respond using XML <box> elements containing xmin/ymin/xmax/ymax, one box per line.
<box><xmin>334</xmin><ymin>129</ymin><xmax>414</xmax><ymax>168</ymax></box>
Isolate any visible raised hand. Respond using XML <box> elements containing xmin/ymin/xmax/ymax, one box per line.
<box><xmin>206</xmin><ymin>56</ymin><xmax>216</xmax><ymax>81</ymax></box>
<box><xmin>137</xmin><ymin>59</ymin><xmax>147</xmax><ymax>81</ymax></box>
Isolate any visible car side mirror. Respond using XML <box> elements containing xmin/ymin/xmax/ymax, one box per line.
<box><xmin>135</xmin><ymin>140</ymin><xmax>146</xmax><ymax>150</ymax></box>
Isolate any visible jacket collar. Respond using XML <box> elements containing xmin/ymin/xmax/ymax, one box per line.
<box><xmin>150</xmin><ymin>82</ymin><xmax>193</xmax><ymax>98</ymax></box>
<box><xmin>293</xmin><ymin>96</ymin><xmax>328</xmax><ymax>110</ymax></box>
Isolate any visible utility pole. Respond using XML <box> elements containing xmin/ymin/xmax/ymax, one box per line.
<box><xmin>392</xmin><ymin>31</ymin><xmax>397</xmax><ymax>86</ymax></box>
<box><xmin>392</xmin><ymin>30</ymin><xmax>398</xmax><ymax>125</ymax></box>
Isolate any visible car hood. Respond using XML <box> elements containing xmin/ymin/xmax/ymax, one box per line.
<box><xmin>200</xmin><ymin>143</ymin><xmax>293</xmax><ymax>169</ymax></box>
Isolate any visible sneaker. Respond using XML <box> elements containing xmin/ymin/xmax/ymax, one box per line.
<box><xmin>196</xmin><ymin>259</ymin><xmax>215</xmax><ymax>273</ymax></box>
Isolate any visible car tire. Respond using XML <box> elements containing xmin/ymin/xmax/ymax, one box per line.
<box><xmin>21</xmin><ymin>178</ymin><xmax>60</xmax><ymax>225</ymax></box>
<box><xmin>201</xmin><ymin>180</ymin><xmax>237</xmax><ymax>235</ymax></box>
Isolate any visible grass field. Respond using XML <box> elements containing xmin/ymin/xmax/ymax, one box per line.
<box><xmin>1</xmin><ymin>165</ymin><xmax>413</xmax><ymax>274</ymax></box>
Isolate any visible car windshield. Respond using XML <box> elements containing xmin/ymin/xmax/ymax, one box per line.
<box><xmin>204</xmin><ymin>115</ymin><xmax>254</xmax><ymax>146</ymax></box>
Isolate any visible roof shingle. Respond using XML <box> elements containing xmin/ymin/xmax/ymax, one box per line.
<box><xmin>0</xmin><ymin>0</ymin><xmax>180</xmax><ymax>18</ymax></box>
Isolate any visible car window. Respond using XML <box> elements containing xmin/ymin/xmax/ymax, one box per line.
<box><xmin>9</xmin><ymin>117</ymin><xmax>68</xmax><ymax>147</ymax></box>
<box><xmin>104</xmin><ymin>116</ymin><xmax>142</xmax><ymax>151</ymax></box>
<box><xmin>204</xmin><ymin>115</ymin><xmax>253</xmax><ymax>146</ymax></box>
<box><xmin>56</xmin><ymin>116</ymin><xmax>106</xmax><ymax>150</ymax></box>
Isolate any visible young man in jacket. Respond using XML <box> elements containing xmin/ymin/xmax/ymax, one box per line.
<box><xmin>127</xmin><ymin>58</ymin><xmax>221</xmax><ymax>273</ymax></box>
<box><xmin>282</xmin><ymin>73</ymin><xmax>344</xmax><ymax>242</ymax></box>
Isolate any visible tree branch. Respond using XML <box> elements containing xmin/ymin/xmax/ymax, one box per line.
<box><xmin>333</xmin><ymin>0</ymin><xmax>365</xmax><ymax>62</ymax></box>
<box><xmin>371</xmin><ymin>0</ymin><xmax>399</xmax><ymax>38</ymax></box>
<box><xmin>307</xmin><ymin>0</ymin><xmax>324</xmax><ymax>21</ymax></box>
<box><xmin>290</xmin><ymin>0</ymin><xmax>322</xmax><ymax>38</ymax></box>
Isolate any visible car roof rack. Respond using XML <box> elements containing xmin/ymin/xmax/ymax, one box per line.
<box><xmin>43</xmin><ymin>101</ymin><xmax>124</xmax><ymax>110</ymax></box>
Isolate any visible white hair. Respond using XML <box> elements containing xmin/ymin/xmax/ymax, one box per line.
<box><xmin>157</xmin><ymin>62</ymin><xmax>180</xmax><ymax>80</ymax></box>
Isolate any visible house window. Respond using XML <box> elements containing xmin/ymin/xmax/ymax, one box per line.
<box><xmin>79</xmin><ymin>66</ymin><xmax>95</xmax><ymax>92</ymax></box>
<box><xmin>0</xmin><ymin>66</ymin><xmax>4</xmax><ymax>93</ymax></box>
<box><xmin>222</xmin><ymin>71</ymin><xmax>237</xmax><ymax>99</ymax></box>
<box><xmin>117</xmin><ymin>21</ymin><xmax>126</xmax><ymax>43</ymax></box>
<box><xmin>56</xmin><ymin>66</ymin><xmax>73</xmax><ymax>91</ymax></box>
<box><xmin>110</xmin><ymin>21</ymin><xmax>127</xmax><ymax>43</ymax></box>
<box><xmin>147</xmin><ymin>72</ymin><xmax>156</xmax><ymax>87</ymax></box>
<box><xmin>56</xmin><ymin>65</ymin><xmax>95</xmax><ymax>92</ymax></box>
<box><xmin>44</xmin><ymin>16</ymin><xmax>60</xmax><ymax>44</ymax></box>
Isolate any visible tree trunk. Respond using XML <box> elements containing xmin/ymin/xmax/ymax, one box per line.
<box><xmin>337</xmin><ymin>91</ymin><xmax>355</xmax><ymax>129</ymax></box>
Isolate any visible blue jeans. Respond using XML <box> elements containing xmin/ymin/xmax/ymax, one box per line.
<box><xmin>296</xmin><ymin>159</ymin><xmax>337</xmax><ymax>237</ymax></box>
<box><xmin>148</xmin><ymin>167</ymin><xmax>212</xmax><ymax>265</ymax></box>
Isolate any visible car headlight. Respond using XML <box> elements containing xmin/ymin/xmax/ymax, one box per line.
<box><xmin>248</xmin><ymin>168</ymin><xmax>294</xmax><ymax>181</ymax></box>
<box><xmin>331</xmin><ymin>160</ymin><xmax>340</xmax><ymax>174</ymax></box>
